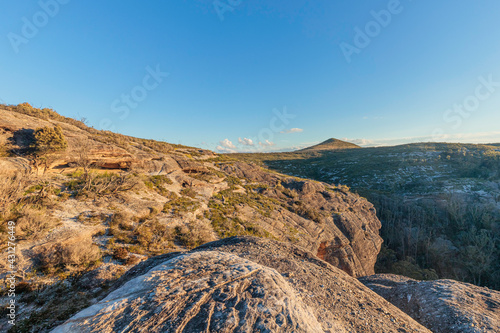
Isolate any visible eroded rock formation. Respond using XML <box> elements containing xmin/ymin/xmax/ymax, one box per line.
<box><xmin>221</xmin><ymin>162</ymin><xmax>383</xmax><ymax>277</ymax></box>
<box><xmin>53</xmin><ymin>237</ymin><xmax>430</xmax><ymax>333</ymax></box>
<box><xmin>360</xmin><ymin>274</ymin><xmax>500</xmax><ymax>333</ymax></box>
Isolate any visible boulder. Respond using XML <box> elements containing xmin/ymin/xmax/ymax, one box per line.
<box><xmin>360</xmin><ymin>274</ymin><xmax>500</xmax><ymax>333</ymax></box>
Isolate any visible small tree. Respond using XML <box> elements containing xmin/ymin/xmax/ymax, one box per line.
<box><xmin>31</xmin><ymin>125</ymin><xmax>68</xmax><ymax>173</ymax></box>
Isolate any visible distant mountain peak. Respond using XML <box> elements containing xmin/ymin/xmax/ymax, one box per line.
<box><xmin>299</xmin><ymin>138</ymin><xmax>361</xmax><ymax>152</ymax></box>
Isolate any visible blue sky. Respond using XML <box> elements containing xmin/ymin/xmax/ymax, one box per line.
<box><xmin>2</xmin><ymin>0</ymin><xmax>500</xmax><ymax>152</ymax></box>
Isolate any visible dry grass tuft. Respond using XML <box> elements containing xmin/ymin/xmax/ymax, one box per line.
<box><xmin>16</xmin><ymin>206</ymin><xmax>61</xmax><ymax>240</ymax></box>
<box><xmin>0</xmin><ymin>171</ymin><xmax>32</xmax><ymax>220</ymax></box>
<box><xmin>175</xmin><ymin>221</ymin><xmax>216</xmax><ymax>249</ymax></box>
<box><xmin>36</xmin><ymin>234</ymin><xmax>101</xmax><ymax>273</ymax></box>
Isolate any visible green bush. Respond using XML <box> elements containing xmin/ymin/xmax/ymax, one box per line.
<box><xmin>31</xmin><ymin>125</ymin><xmax>68</xmax><ymax>153</ymax></box>
<box><xmin>144</xmin><ymin>175</ymin><xmax>173</xmax><ymax>195</ymax></box>
<box><xmin>163</xmin><ymin>197</ymin><xmax>200</xmax><ymax>215</ymax></box>
<box><xmin>134</xmin><ymin>220</ymin><xmax>175</xmax><ymax>254</ymax></box>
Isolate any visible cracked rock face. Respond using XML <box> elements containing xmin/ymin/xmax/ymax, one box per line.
<box><xmin>53</xmin><ymin>251</ymin><xmax>326</xmax><ymax>333</ymax></box>
<box><xmin>53</xmin><ymin>237</ymin><xmax>430</xmax><ymax>333</ymax></box>
<box><xmin>360</xmin><ymin>274</ymin><xmax>500</xmax><ymax>333</ymax></box>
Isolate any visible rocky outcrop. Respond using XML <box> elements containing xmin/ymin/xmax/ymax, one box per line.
<box><xmin>53</xmin><ymin>237</ymin><xmax>430</xmax><ymax>333</ymax></box>
<box><xmin>0</xmin><ymin>157</ymin><xmax>31</xmax><ymax>173</ymax></box>
<box><xmin>360</xmin><ymin>274</ymin><xmax>500</xmax><ymax>333</ymax></box>
<box><xmin>1</xmin><ymin>109</ymin><xmax>144</xmax><ymax>170</ymax></box>
<box><xmin>221</xmin><ymin>162</ymin><xmax>383</xmax><ymax>277</ymax></box>
<box><xmin>73</xmin><ymin>145</ymin><xmax>135</xmax><ymax>169</ymax></box>
<box><xmin>1</xmin><ymin>106</ymin><xmax>386</xmax><ymax>282</ymax></box>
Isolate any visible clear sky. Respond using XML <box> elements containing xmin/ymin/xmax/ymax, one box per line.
<box><xmin>2</xmin><ymin>0</ymin><xmax>500</xmax><ymax>152</ymax></box>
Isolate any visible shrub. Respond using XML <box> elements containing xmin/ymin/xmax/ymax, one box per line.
<box><xmin>163</xmin><ymin>197</ymin><xmax>200</xmax><ymax>215</ymax></box>
<box><xmin>15</xmin><ymin>102</ymin><xmax>56</xmax><ymax>120</ymax></box>
<box><xmin>16</xmin><ymin>206</ymin><xmax>60</xmax><ymax>240</ymax></box>
<box><xmin>291</xmin><ymin>203</ymin><xmax>322</xmax><ymax>223</ymax></box>
<box><xmin>112</xmin><ymin>247</ymin><xmax>129</xmax><ymax>260</ymax></box>
<box><xmin>175</xmin><ymin>221</ymin><xmax>215</xmax><ymax>249</ymax></box>
<box><xmin>209</xmin><ymin>188</ymin><xmax>277</xmax><ymax>218</ymax></box>
<box><xmin>134</xmin><ymin>220</ymin><xmax>175</xmax><ymax>254</ymax></box>
<box><xmin>126</xmin><ymin>255</ymin><xmax>142</xmax><ymax>266</ymax></box>
<box><xmin>0</xmin><ymin>171</ymin><xmax>32</xmax><ymax>221</ymax></box>
<box><xmin>31</xmin><ymin>125</ymin><xmax>68</xmax><ymax>154</ymax></box>
<box><xmin>207</xmin><ymin>207</ymin><xmax>273</xmax><ymax>240</ymax></box>
<box><xmin>0</xmin><ymin>144</ymin><xmax>10</xmax><ymax>157</ymax></box>
<box><xmin>37</xmin><ymin>235</ymin><xmax>101</xmax><ymax>273</ymax></box>
<box><xmin>180</xmin><ymin>188</ymin><xmax>197</xmax><ymax>198</ymax></box>
<box><xmin>11</xmin><ymin>102</ymin><xmax>90</xmax><ymax>131</ymax></box>
<box><xmin>110</xmin><ymin>212</ymin><xmax>134</xmax><ymax>230</ymax></box>
<box><xmin>66</xmin><ymin>172</ymin><xmax>139</xmax><ymax>198</ymax></box>
<box><xmin>143</xmin><ymin>175</ymin><xmax>173</xmax><ymax>195</ymax></box>
<box><xmin>338</xmin><ymin>184</ymin><xmax>350</xmax><ymax>193</ymax></box>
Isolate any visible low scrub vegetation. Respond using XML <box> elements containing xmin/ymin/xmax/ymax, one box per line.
<box><xmin>163</xmin><ymin>195</ymin><xmax>200</xmax><ymax>215</ymax></box>
<box><xmin>16</xmin><ymin>206</ymin><xmax>61</xmax><ymax>241</ymax></box>
<box><xmin>36</xmin><ymin>234</ymin><xmax>101</xmax><ymax>274</ymax></box>
<box><xmin>4</xmin><ymin>102</ymin><xmax>90</xmax><ymax>131</ymax></box>
<box><xmin>143</xmin><ymin>175</ymin><xmax>173</xmax><ymax>195</ymax></box>
<box><xmin>175</xmin><ymin>221</ymin><xmax>215</xmax><ymax>249</ymax></box>
<box><xmin>206</xmin><ymin>189</ymin><xmax>275</xmax><ymax>239</ymax></box>
<box><xmin>65</xmin><ymin>171</ymin><xmax>139</xmax><ymax>198</ymax></box>
<box><xmin>107</xmin><ymin>211</ymin><xmax>175</xmax><ymax>255</ymax></box>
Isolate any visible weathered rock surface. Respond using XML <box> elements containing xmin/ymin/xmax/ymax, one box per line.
<box><xmin>360</xmin><ymin>274</ymin><xmax>500</xmax><ymax>333</ymax></box>
<box><xmin>53</xmin><ymin>237</ymin><xmax>430</xmax><ymax>333</ymax></box>
<box><xmin>221</xmin><ymin>162</ymin><xmax>383</xmax><ymax>277</ymax></box>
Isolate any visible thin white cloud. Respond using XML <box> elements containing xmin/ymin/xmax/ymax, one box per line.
<box><xmin>280</xmin><ymin>128</ymin><xmax>304</xmax><ymax>134</ymax></box>
<box><xmin>238</xmin><ymin>137</ymin><xmax>254</xmax><ymax>146</ymax></box>
<box><xmin>259</xmin><ymin>140</ymin><xmax>275</xmax><ymax>147</ymax></box>
<box><xmin>216</xmin><ymin>145</ymin><xmax>237</xmax><ymax>153</ymax></box>
<box><xmin>219</xmin><ymin>138</ymin><xmax>236</xmax><ymax>149</ymax></box>
<box><xmin>341</xmin><ymin>138</ymin><xmax>375</xmax><ymax>146</ymax></box>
